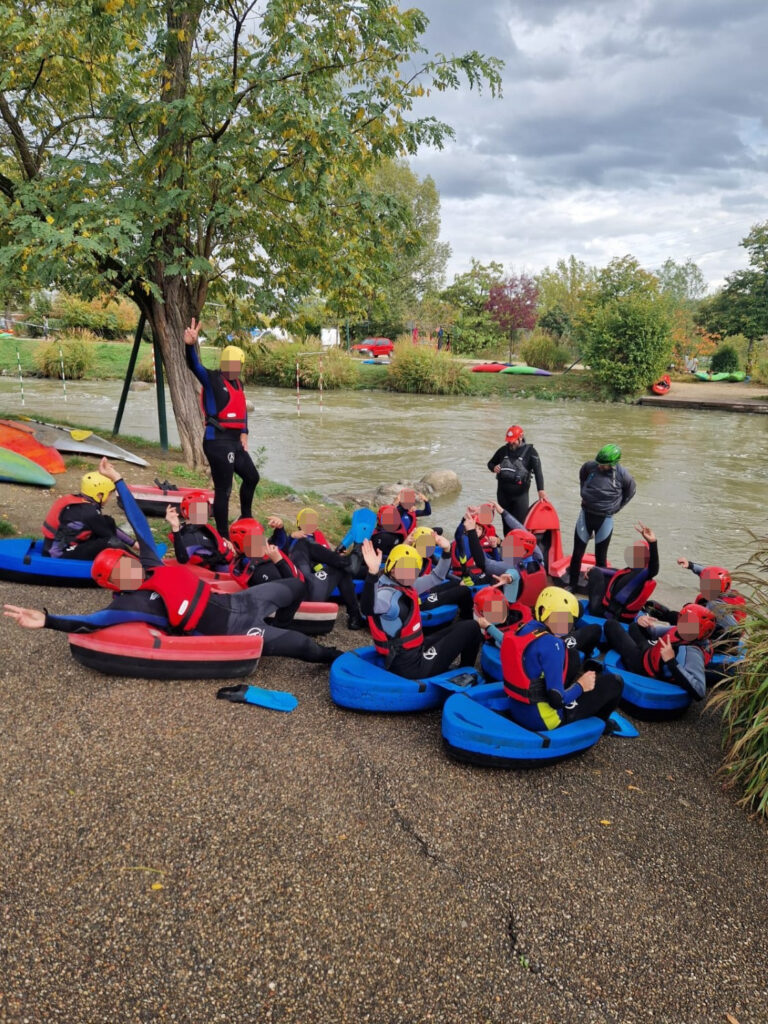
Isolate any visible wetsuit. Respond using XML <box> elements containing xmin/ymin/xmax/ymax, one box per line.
<box><xmin>396</xmin><ymin>500</ymin><xmax>432</xmax><ymax>535</ymax></box>
<box><xmin>487</xmin><ymin>443</ymin><xmax>544</xmax><ymax>524</ymax></box>
<box><xmin>604</xmin><ymin>619</ymin><xmax>708</xmax><ymax>699</ymax></box>
<box><xmin>586</xmin><ymin>540</ymin><xmax>659</xmax><ymax>621</ymax></box>
<box><xmin>289</xmin><ymin>536</ymin><xmax>363</xmax><ymax>625</ymax></box>
<box><xmin>491</xmin><ymin>620</ymin><xmax>622</xmax><ymax>731</ymax></box>
<box><xmin>360</xmin><ymin>551</ymin><xmax>482</xmax><ymax>679</ymax></box>
<box><xmin>43</xmin><ymin>481</ymin><xmax>337</xmax><ymax>663</ymax></box>
<box><xmin>42</xmin><ymin>496</ymin><xmax>135</xmax><ymax>560</ymax></box>
<box><xmin>186</xmin><ymin>345</ymin><xmax>260</xmax><ymax>538</ymax></box>
<box><xmin>568</xmin><ymin>461</ymin><xmax>636</xmax><ymax>589</ymax></box>
<box><xmin>171</xmin><ymin>522</ymin><xmax>232</xmax><ymax>572</ymax></box>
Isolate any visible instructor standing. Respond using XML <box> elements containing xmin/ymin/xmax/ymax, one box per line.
<box><xmin>184</xmin><ymin>318</ymin><xmax>259</xmax><ymax>538</ymax></box>
<box><xmin>487</xmin><ymin>424</ymin><xmax>548</xmax><ymax>526</ymax></box>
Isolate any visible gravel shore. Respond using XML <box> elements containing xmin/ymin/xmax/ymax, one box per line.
<box><xmin>0</xmin><ymin>458</ymin><xmax>766</xmax><ymax>1023</ymax></box>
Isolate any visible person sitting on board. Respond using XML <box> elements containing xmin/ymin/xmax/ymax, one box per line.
<box><xmin>184</xmin><ymin>318</ymin><xmax>260</xmax><ymax>540</ymax></box>
<box><xmin>487</xmin><ymin>425</ymin><xmax>548</xmax><ymax>527</ymax></box>
<box><xmin>166</xmin><ymin>490</ymin><xmax>235</xmax><ymax>572</ymax></box>
<box><xmin>359</xmin><ymin>536</ymin><xmax>482</xmax><ymax>679</ymax></box>
<box><xmin>286</xmin><ymin>507</ymin><xmax>366</xmax><ymax>631</ymax></box>
<box><xmin>472</xmin><ymin>584</ymin><xmax>532</xmax><ymax>640</ymax></box>
<box><xmin>408</xmin><ymin>525</ymin><xmax>474</xmax><ymax>621</ymax></box>
<box><xmin>41</xmin><ymin>469</ymin><xmax>138</xmax><ymax>560</ymax></box>
<box><xmin>477</xmin><ymin>586</ymin><xmax>622</xmax><ymax>731</ymax></box>
<box><xmin>603</xmin><ymin>604</ymin><xmax>715</xmax><ymax>700</ymax></box>
<box><xmin>5</xmin><ymin>459</ymin><xmax>341</xmax><ymax>665</ymax></box>
<box><xmin>369</xmin><ymin>504</ymin><xmax>408</xmax><ymax>562</ymax></box>
<box><xmin>450</xmin><ymin>503</ymin><xmax>503</xmax><ymax>584</ymax></box>
<box><xmin>645</xmin><ymin>562</ymin><xmax>746</xmax><ymax>648</ymax></box>
<box><xmin>584</xmin><ymin>522</ymin><xmax>659</xmax><ymax>622</ymax></box>
<box><xmin>395</xmin><ymin>488</ymin><xmax>432</xmax><ymax>534</ymax></box>
<box><xmin>567</xmin><ymin>444</ymin><xmax>636</xmax><ymax>592</ymax></box>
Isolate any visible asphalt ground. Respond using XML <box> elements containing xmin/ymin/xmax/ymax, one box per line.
<box><xmin>1</xmin><ymin>577</ymin><xmax>767</xmax><ymax>1024</ymax></box>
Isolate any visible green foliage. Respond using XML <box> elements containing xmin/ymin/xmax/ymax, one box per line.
<box><xmin>574</xmin><ymin>256</ymin><xmax>673</xmax><ymax>394</ymax></box>
<box><xmin>440</xmin><ymin>259</ymin><xmax>506</xmax><ymax>354</ymax></box>
<box><xmin>387</xmin><ymin>340</ymin><xmax>470</xmax><ymax>395</ymax></box>
<box><xmin>243</xmin><ymin>342</ymin><xmax>359</xmax><ymax>390</ymax></box>
<box><xmin>52</xmin><ymin>295</ymin><xmax>137</xmax><ymax>339</ymax></box>
<box><xmin>708</xmin><ymin>542</ymin><xmax>768</xmax><ymax>818</ymax></box>
<box><xmin>536</xmin><ymin>256</ymin><xmax>597</xmax><ymax>324</ymax></box>
<box><xmin>134</xmin><ymin>355</ymin><xmax>157</xmax><ymax>383</ymax></box>
<box><xmin>709</xmin><ymin>344</ymin><xmax>741</xmax><ymax>374</ymax></box>
<box><xmin>538</xmin><ymin>305</ymin><xmax>572</xmax><ymax>339</ymax></box>
<box><xmin>519</xmin><ymin>330</ymin><xmax>573</xmax><ymax>371</ymax></box>
<box><xmin>36</xmin><ymin>338</ymin><xmax>94</xmax><ymax>379</ymax></box>
<box><xmin>0</xmin><ymin>517</ymin><xmax>16</xmax><ymax>537</ymax></box>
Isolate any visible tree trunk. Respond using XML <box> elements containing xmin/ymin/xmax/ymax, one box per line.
<box><xmin>134</xmin><ymin>276</ymin><xmax>209</xmax><ymax>468</ymax></box>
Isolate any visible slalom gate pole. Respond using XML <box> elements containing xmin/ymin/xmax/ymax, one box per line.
<box><xmin>56</xmin><ymin>336</ymin><xmax>68</xmax><ymax>402</ymax></box>
<box><xmin>15</xmin><ymin>342</ymin><xmax>24</xmax><ymax>406</ymax></box>
<box><xmin>319</xmin><ymin>353</ymin><xmax>323</xmax><ymax>415</ymax></box>
<box><xmin>296</xmin><ymin>360</ymin><xmax>301</xmax><ymax>417</ymax></box>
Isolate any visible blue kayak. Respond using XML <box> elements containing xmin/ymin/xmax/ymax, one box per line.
<box><xmin>442</xmin><ymin>681</ymin><xmax>607</xmax><ymax>767</ymax></box>
<box><xmin>602</xmin><ymin>649</ymin><xmax>691</xmax><ymax>719</ymax></box>
<box><xmin>329</xmin><ymin>645</ymin><xmax>482</xmax><ymax>713</ymax></box>
<box><xmin>0</xmin><ymin>538</ymin><xmax>166</xmax><ymax>587</ymax></box>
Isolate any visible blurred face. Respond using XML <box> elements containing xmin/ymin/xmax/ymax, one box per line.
<box><xmin>299</xmin><ymin>511</ymin><xmax>319</xmax><ymax>534</ymax></box>
<box><xmin>380</xmin><ymin>508</ymin><xmax>402</xmax><ymax>532</ymax></box>
<box><xmin>480</xmin><ymin>594</ymin><xmax>508</xmax><ymax>625</ymax></box>
<box><xmin>624</xmin><ymin>542</ymin><xmax>649</xmax><ymax>569</ymax></box>
<box><xmin>390</xmin><ymin>562</ymin><xmax>420</xmax><ymax>586</ymax></box>
<box><xmin>412</xmin><ymin>531</ymin><xmax>436</xmax><ymax>560</ymax></box>
<box><xmin>476</xmin><ymin>503</ymin><xmax>495</xmax><ymax>526</ymax></box>
<box><xmin>221</xmin><ymin>358</ymin><xmax>242</xmax><ymax>380</ymax></box>
<box><xmin>187</xmin><ymin>501</ymin><xmax>209</xmax><ymax>526</ymax></box>
<box><xmin>399</xmin><ymin>489</ymin><xmax>416</xmax><ymax>510</ymax></box>
<box><xmin>546</xmin><ymin>610</ymin><xmax>573</xmax><ymax>636</ymax></box>
<box><xmin>700</xmin><ymin>577</ymin><xmax>722</xmax><ymax>601</ymax></box>
<box><xmin>677</xmin><ymin>612</ymin><xmax>701</xmax><ymax>642</ymax></box>
<box><xmin>241</xmin><ymin>533</ymin><xmax>267</xmax><ymax>558</ymax></box>
<box><xmin>503</xmin><ymin>533</ymin><xmax>533</xmax><ymax>559</ymax></box>
<box><xmin>109</xmin><ymin>555</ymin><xmax>144</xmax><ymax>591</ymax></box>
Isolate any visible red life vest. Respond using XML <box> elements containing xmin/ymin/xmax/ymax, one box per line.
<box><xmin>602</xmin><ymin>568</ymin><xmax>656</xmax><ymax>621</ymax></box>
<box><xmin>200</xmin><ymin>375</ymin><xmax>247</xmax><ymax>432</ymax></box>
<box><xmin>369</xmin><ymin>582</ymin><xmax>424</xmax><ymax>665</ymax></box>
<box><xmin>170</xmin><ymin>525</ymin><xmax>233</xmax><ymax>567</ymax></box>
<box><xmin>140</xmin><ymin>564</ymin><xmax>211</xmax><ymax>632</ymax></box>
<box><xmin>695</xmin><ymin>591</ymin><xmax>747</xmax><ymax>624</ymax></box>
<box><xmin>641</xmin><ymin>628</ymin><xmax>712</xmax><ymax>679</ymax></box>
<box><xmin>500</xmin><ymin>623</ymin><xmax>567</xmax><ymax>704</ymax></box>
<box><xmin>42</xmin><ymin>495</ymin><xmax>93</xmax><ymax>541</ymax></box>
<box><xmin>517</xmin><ymin>563</ymin><xmax>548</xmax><ymax>607</ymax></box>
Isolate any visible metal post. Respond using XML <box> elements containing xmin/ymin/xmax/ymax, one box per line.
<box><xmin>153</xmin><ymin>336</ymin><xmax>168</xmax><ymax>451</ymax></box>
<box><xmin>112</xmin><ymin>312</ymin><xmax>145</xmax><ymax>436</ymax></box>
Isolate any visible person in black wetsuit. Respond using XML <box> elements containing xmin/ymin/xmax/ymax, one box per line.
<box><xmin>184</xmin><ymin>318</ymin><xmax>260</xmax><ymax>538</ymax></box>
<box><xmin>166</xmin><ymin>490</ymin><xmax>234</xmax><ymax>572</ymax></box>
<box><xmin>487</xmin><ymin>425</ymin><xmax>548</xmax><ymax>525</ymax></box>
<box><xmin>41</xmin><ymin>470</ymin><xmax>137</xmax><ymax>560</ymax></box>
<box><xmin>585</xmin><ymin>522</ymin><xmax>659</xmax><ymax>621</ymax></box>
<box><xmin>395</xmin><ymin>489</ymin><xmax>432</xmax><ymax>534</ymax></box>
<box><xmin>5</xmin><ymin>459</ymin><xmax>340</xmax><ymax>664</ymax></box>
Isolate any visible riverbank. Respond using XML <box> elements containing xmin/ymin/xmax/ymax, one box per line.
<box><xmin>0</xmin><ymin>438</ymin><xmax>767</xmax><ymax>1023</ymax></box>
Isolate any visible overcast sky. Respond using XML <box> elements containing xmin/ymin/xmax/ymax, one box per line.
<box><xmin>406</xmin><ymin>0</ymin><xmax>767</xmax><ymax>290</ymax></box>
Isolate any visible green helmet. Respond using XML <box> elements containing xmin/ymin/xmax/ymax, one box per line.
<box><xmin>596</xmin><ymin>444</ymin><xmax>621</xmax><ymax>465</ymax></box>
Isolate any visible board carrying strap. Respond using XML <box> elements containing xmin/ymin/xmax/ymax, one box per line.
<box><xmin>23</xmin><ymin>539</ymin><xmax>36</xmax><ymax>566</ymax></box>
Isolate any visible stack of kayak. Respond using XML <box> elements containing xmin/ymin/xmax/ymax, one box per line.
<box><xmin>471</xmin><ymin>363</ymin><xmax>552</xmax><ymax>376</ymax></box>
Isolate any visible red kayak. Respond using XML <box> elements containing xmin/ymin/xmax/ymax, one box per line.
<box><xmin>68</xmin><ymin>622</ymin><xmax>263</xmax><ymax>679</ymax></box>
<box><xmin>0</xmin><ymin>422</ymin><xmax>66</xmax><ymax>474</ymax></box>
<box><xmin>471</xmin><ymin>363</ymin><xmax>512</xmax><ymax>373</ymax></box>
<box><xmin>524</xmin><ymin>499</ymin><xmax>610</xmax><ymax>583</ymax></box>
<box><xmin>651</xmin><ymin>375</ymin><xmax>671</xmax><ymax>395</ymax></box>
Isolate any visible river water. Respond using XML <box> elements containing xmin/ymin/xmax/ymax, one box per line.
<box><xmin>2</xmin><ymin>376</ymin><xmax>765</xmax><ymax>605</ymax></box>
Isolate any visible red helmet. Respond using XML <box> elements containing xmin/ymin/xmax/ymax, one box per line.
<box><xmin>506</xmin><ymin>425</ymin><xmax>524</xmax><ymax>443</ymax></box>
<box><xmin>180</xmin><ymin>490</ymin><xmax>211</xmax><ymax>520</ymax></box>
<box><xmin>91</xmin><ymin>548</ymin><xmax>133</xmax><ymax>591</ymax></box>
<box><xmin>700</xmin><ymin>566</ymin><xmax>732</xmax><ymax>594</ymax></box>
<box><xmin>377</xmin><ymin>504</ymin><xmax>403</xmax><ymax>533</ymax></box>
<box><xmin>678</xmin><ymin>603</ymin><xmax>717</xmax><ymax>640</ymax></box>
<box><xmin>229</xmin><ymin>518</ymin><xmax>264</xmax><ymax>553</ymax></box>
<box><xmin>509</xmin><ymin>528</ymin><xmax>537</xmax><ymax>557</ymax></box>
<box><xmin>473</xmin><ymin>586</ymin><xmax>508</xmax><ymax>624</ymax></box>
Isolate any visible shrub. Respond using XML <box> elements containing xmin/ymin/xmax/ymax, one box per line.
<box><xmin>708</xmin><ymin>541</ymin><xmax>768</xmax><ymax>818</ymax></box>
<box><xmin>387</xmin><ymin>340</ymin><xmax>470</xmax><ymax>395</ymax></box>
<box><xmin>52</xmin><ymin>293</ymin><xmax>138</xmax><ymax>339</ymax></box>
<box><xmin>242</xmin><ymin>341</ymin><xmax>358</xmax><ymax>389</ymax></box>
<box><xmin>519</xmin><ymin>329</ymin><xmax>574</xmax><ymax>371</ymax></box>
<box><xmin>134</xmin><ymin>355</ymin><xmax>156</xmax><ymax>383</ymax></box>
<box><xmin>709</xmin><ymin>343</ymin><xmax>741</xmax><ymax>374</ymax></box>
<box><xmin>36</xmin><ymin>338</ymin><xmax>94</xmax><ymax>379</ymax></box>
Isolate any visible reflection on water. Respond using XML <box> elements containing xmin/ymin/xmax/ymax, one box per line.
<box><xmin>2</xmin><ymin>376</ymin><xmax>765</xmax><ymax>606</ymax></box>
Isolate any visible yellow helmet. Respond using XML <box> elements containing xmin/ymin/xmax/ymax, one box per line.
<box><xmin>410</xmin><ymin>526</ymin><xmax>435</xmax><ymax>543</ymax></box>
<box><xmin>535</xmin><ymin>586</ymin><xmax>579</xmax><ymax>623</ymax></box>
<box><xmin>297</xmin><ymin>507</ymin><xmax>319</xmax><ymax>531</ymax></box>
<box><xmin>409</xmin><ymin>526</ymin><xmax>436</xmax><ymax>558</ymax></box>
<box><xmin>220</xmin><ymin>345</ymin><xmax>245</xmax><ymax>365</ymax></box>
<box><xmin>80</xmin><ymin>471</ymin><xmax>115</xmax><ymax>503</ymax></box>
<box><xmin>385</xmin><ymin>543</ymin><xmax>422</xmax><ymax>575</ymax></box>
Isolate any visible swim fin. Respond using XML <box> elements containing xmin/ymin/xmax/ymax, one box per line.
<box><xmin>339</xmin><ymin>508</ymin><xmax>377</xmax><ymax>548</ymax></box>
<box><xmin>604</xmin><ymin>711</ymin><xmax>639</xmax><ymax>738</ymax></box>
<box><xmin>216</xmin><ymin>684</ymin><xmax>298</xmax><ymax>713</ymax></box>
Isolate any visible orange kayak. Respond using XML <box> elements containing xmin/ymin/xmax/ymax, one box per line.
<box><xmin>0</xmin><ymin>422</ymin><xmax>66</xmax><ymax>474</ymax></box>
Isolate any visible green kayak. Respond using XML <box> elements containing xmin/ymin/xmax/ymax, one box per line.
<box><xmin>499</xmin><ymin>365</ymin><xmax>552</xmax><ymax>376</ymax></box>
<box><xmin>694</xmin><ymin>371</ymin><xmax>747</xmax><ymax>382</ymax></box>
<box><xmin>0</xmin><ymin>447</ymin><xmax>56</xmax><ymax>487</ymax></box>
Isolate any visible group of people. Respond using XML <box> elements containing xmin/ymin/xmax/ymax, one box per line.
<box><xmin>2</xmin><ymin>327</ymin><xmax>746</xmax><ymax>736</ymax></box>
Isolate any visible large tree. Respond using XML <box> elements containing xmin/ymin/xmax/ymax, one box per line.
<box><xmin>0</xmin><ymin>0</ymin><xmax>501</xmax><ymax>463</ymax></box>
<box><xmin>438</xmin><ymin>258</ymin><xmax>505</xmax><ymax>353</ymax></box>
<box><xmin>485</xmin><ymin>272</ymin><xmax>538</xmax><ymax>362</ymax></box>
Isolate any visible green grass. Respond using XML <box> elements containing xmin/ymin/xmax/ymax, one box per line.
<box><xmin>0</xmin><ymin>518</ymin><xmax>16</xmax><ymax>537</ymax></box>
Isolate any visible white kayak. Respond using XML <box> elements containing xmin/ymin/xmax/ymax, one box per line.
<box><xmin>8</xmin><ymin>418</ymin><xmax>149</xmax><ymax>467</ymax></box>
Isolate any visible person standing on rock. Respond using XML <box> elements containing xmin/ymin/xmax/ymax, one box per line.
<box><xmin>184</xmin><ymin>318</ymin><xmax>260</xmax><ymax>538</ymax></box>
<box><xmin>487</xmin><ymin>425</ymin><xmax>548</xmax><ymax>526</ymax></box>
